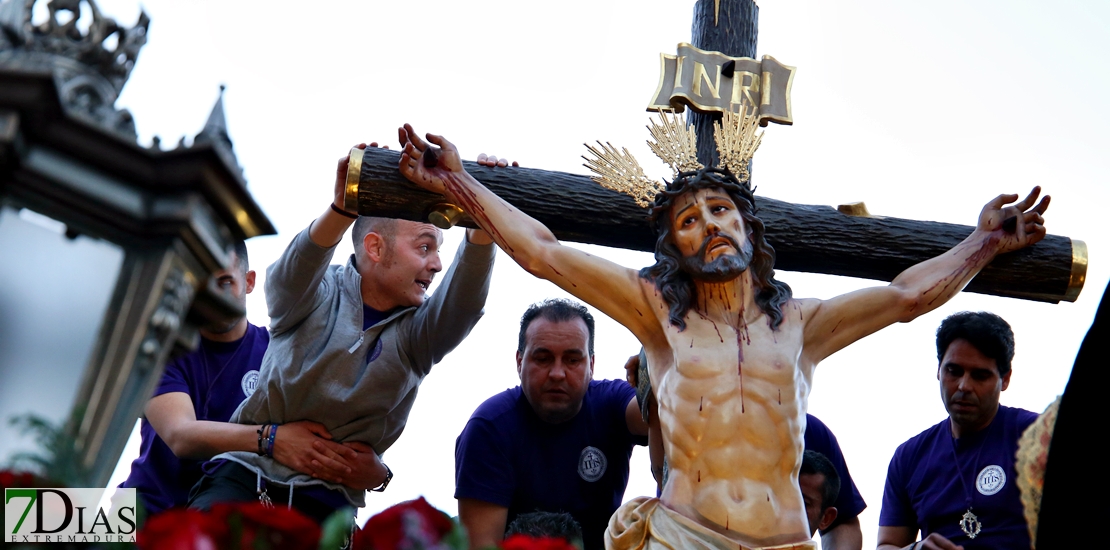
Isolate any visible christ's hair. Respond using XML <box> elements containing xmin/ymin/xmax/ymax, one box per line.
<box><xmin>640</xmin><ymin>167</ymin><xmax>792</xmax><ymax>331</ymax></box>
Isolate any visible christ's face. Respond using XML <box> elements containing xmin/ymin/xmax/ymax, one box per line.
<box><xmin>669</xmin><ymin>187</ymin><xmax>752</xmax><ymax>282</ymax></box>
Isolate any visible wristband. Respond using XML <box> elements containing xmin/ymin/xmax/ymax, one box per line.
<box><xmin>330</xmin><ymin>203</ymin><xmax>359</xmax><ymax>219</ymax></box>
<box><xmin>266</xmin><ymin>424</ymin><xmax>278</xmax><ymax>458</ymax></box>
<box><xmin>256</xmin><ymin>426</ymin><xmax>266</xmax><ymax>456</ymax></box>
<box><xmin>371</xmin><ymin>463</ymin><xmax>393</xmax><ymax>492</ymax></box>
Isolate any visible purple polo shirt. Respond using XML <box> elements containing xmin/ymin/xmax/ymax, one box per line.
<box><xmin>804</xmin><ymin>414</ymin><xmax>867</xmax><ymax>532</ymax></box>
<box><xmin>880</xmin><ymin>405</ymin><xmax>1037</xmax><ymax>548</ymax></box>
<box><xmin>121</xmin><ymin>323</ymin><xmax>269</xmax><ymax>516</ymax></box>
<box><xmin>455</xmin><ymin>380</ymin><xmax>646</xmax><ymax>550</ymax></box>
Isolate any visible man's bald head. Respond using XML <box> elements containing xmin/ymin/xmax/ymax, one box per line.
<box><xmin>352</xmin><ymin>216</ymin><xmax>398</xmax><ymax>260</ymax></box>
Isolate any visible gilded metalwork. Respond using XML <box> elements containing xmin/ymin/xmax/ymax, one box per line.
<box><xmin>1065</xmin><ymin>239</ymin><xmax>1087</xmax><ymax>302</ymax></box>
<box><xmin>426</xmin><ymin>202</ymin><xmax>465</xmax><ymax>229</ymax></box>
<box><xmin>1015</xmin><ymin>395</ymin><xmax>1061</xmax><ymax>547</ymax></box>
<box><xmin>837</xmin><ymin>202</ymin><xmax>872</xmax><ymax>217</ymax></box>
<box><xmin>648</xmin><ymin>43</ymin><xmax>795</xmax><ymax>126</ymax></box>
<box><xmin>344</xmin><ymin>146</ymin><xmax>363</xmax><ymax>214</ymax></box>
<box><xmin>714</xmin><ymin>106</ymin><xmax>762</xmax><ymax>182</ymax></box>
<box><xmin>584</xmin><ymin>105</ymin><xmax>763</xmax><ymax>207</ymax></box>
<box><xmin>647</xmin><ymin>109</ymin><xmax>703</xmax><ymax>178</ymax></box>
<box><xmin>582</xmin><ymin>141</ymin><xmax>661</xmax><ymax>208</ymax></box>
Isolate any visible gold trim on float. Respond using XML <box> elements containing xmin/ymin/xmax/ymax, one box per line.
<box><xmin>1064</xmin><ymin>239</ymin><xmax>1088</xmax><ymax>302</ymax></box>
<box><xmin>837</xmin><ymin>202</ymin><xmax>871</xmax><ymax>217</ymax></box>
<box><xmin>427</xmin><ymin>203</ymin><xmax>465</xmax><ymax>229</ymax></box>
<box><xmin>344</xmin><ymin>146</ymin><xmax>363</xmax><ymax>214</ymax></box>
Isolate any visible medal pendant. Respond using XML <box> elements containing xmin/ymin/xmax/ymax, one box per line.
<box><xmin>959</xmin><ymin>509</ymin><xmax>981</xmax><ymax>539</ymax></box>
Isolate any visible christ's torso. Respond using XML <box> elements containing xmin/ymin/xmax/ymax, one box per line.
<box><xmin>643</xmin><ymin>284</ymin><xmax>818</xmax><ymax>547</ymax></box>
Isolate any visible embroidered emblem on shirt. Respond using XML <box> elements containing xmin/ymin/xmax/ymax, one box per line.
<box><xmin>241</xmin><ymin>370</ymin><xmax>260</xmax><ymax>397</ymax></box>
<box><xmin>578</xmin><ymin>446</ymin><xmax>607</xmax><ymax>482</ymax></box>
<box><xmin>976</xmin><ymin>464</ymin><xmax>1006</xmax><ymax>496</ymax></box>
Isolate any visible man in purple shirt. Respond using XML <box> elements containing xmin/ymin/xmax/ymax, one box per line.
<box><xmin>878</xmin><ymin>312</ymin><xmax>1036</xmax><ymax>550</ymax></box>
<box><xmin>455</xmin><ymin>299</ymin><xmax>649</xmax><ymax>550</ymax></box>
<box><xmin>121</xmin><ymin>241</ymin><xmax>354</xmax><ymax>517</ymax></box>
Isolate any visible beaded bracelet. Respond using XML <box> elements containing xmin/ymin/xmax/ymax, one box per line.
<box><xmin>256</xmin><ymin>425</ymin><xmax>266</xmax><ymax>456</ymax></box>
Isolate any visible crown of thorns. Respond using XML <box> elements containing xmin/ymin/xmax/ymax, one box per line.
<box><xmin>582</xmin><ymin>106</ymin><xmax>763</xmax><ymax>208</ymax></box>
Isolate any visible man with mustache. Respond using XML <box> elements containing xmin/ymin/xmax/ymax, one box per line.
<box><xmin>878</xmin><ymin>312</ymin><xmax>1035</xmax><ymax>550</ymax></box>
<box><xmin>396</xmin><ymin>121</ymin><xmax>1049</xmax><ymax>550</ymax></box>
<box><xmin>454</xmin><ymin>299</ymin><xmax>648</xmax><ymax>550</ymax></box>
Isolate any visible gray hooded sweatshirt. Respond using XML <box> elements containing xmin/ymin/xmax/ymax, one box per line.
<box><xmin>215</xmin><ymin>226</ymin><xmax>495</xmax><ymax>507</ymax></box>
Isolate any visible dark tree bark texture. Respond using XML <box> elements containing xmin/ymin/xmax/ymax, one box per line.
<box><xmin>690</xmin><ymin>0</ymin><xmax>759</xmax><ymax>167</ymax></box>
<box><xmin>354</xmin><ymin>147</ymin><xmax>1081</xmax><ymax>303</ymax></box>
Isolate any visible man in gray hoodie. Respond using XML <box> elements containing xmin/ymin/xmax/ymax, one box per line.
<box><xmin>189</xmin><ymin>143</ymin><xmax>496</xmax><ymax>523</ymax></box>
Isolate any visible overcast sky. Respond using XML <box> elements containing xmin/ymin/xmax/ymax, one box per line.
<box><xmin>78</xmin><ymin>1</ymin><xmax>1109</xmax><ymax>547</ymax></box>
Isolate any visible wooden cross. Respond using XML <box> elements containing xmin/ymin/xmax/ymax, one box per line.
<box><xmin>346</xmin><ymin>0</ymin><xmax>1085</xmax><ymax>304</ymax></box>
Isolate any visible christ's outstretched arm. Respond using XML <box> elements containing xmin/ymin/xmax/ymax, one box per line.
<box><xmin>397</xmin><ymin>124</ymin><xmax>660</xmax><ymax>343</ymax></box>
<box><xmin>801</xmin><ymin>187</ymin><xmax>1050</xmax><ymax>365</ymax></box>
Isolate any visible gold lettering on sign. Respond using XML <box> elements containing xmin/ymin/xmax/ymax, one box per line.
<box><xmin>692</xmin><ymin>61</ymin><xmax>722</xmax><ymax>99</ymax></box>
<box><xmin>761</xmin><ymin>72</ymin><xmax>772</xmax><ymax>106</ymax></box>
<box><xmin>731</xmin><ymin>71</ymin><xmax>759</xmax><ymax>108</ymax></box>
<box><xmin>674</xmin><ymin>56</ymin><xmax>686</xmax><ymax>90</ymax></box>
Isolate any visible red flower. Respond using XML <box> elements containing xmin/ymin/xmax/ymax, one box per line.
<box><xmin>499</xmin><ymin>534</ymin><xmax>578</xmax><ymax>550</ymax></box>
<box><xmin>354</xmin><ymin>497</ymin><xmax>457</xmax><ymax>550</ymax></box>
<box><xmin>214</xmin><ymin>502</ymin><xmax>321</xmax><ymax>550</ymax></box>
<box><xmin>0</xmin><ymin>469</ymin><xmax>53</xmax><ymax>489</ymax></box>
<box><xmin>138</xmin><ymin>503</ymin><xmax>319</xmax><ymax>550</ymax></box>
<box><xmin>137</xmin><ymin>508</ymin><xmax>222</xmax><ymax>550</ymax></box>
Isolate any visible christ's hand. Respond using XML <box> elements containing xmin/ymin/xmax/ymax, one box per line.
<box><xmin>398</xmin><ymin>123</ymin><xmax>464</xmax><ymax>195</ymax></box>
<box><xmin>978</xmin><ymin>186</ymin><xmax>1050</xmax><ymax>254</ymax></box>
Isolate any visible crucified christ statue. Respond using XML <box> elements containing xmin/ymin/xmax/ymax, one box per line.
<box><xmin>395</xmin><ymin>120</ymin><xmax>1049</xmax><ymax>550</ymax></box>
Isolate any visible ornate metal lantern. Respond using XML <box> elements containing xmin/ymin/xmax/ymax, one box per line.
<box><xmin>0</xmin><ymin>0</ymin><xmax>275</xmax><ymax>486</ymax></box>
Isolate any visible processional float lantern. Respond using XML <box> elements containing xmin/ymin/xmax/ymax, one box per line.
<box><xmin>0</xmin><ymin>0</ymin><xmax>275</xmax><ymax>486</ymax></box>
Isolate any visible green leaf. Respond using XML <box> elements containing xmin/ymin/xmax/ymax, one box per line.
<box><xmin>318</xmin><ymin>507</ymin><xmax>356</xmax><ymax>550</ymax></box>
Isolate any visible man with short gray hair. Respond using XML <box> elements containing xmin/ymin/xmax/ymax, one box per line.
<box><xmin>189</xmin><ymin>143</ymin><xmax>496</xmax><ymax>523</ymax></box>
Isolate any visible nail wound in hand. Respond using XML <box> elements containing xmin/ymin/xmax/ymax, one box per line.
<box><xmin>424</xmin><ymin>148</ymin><xmax>439</xmax><ymax>168</ymax></box>
<box><xmin>1002</xmin><ymin>215</ymin><xmax>1017</xmax><ymax>234</ymax></box>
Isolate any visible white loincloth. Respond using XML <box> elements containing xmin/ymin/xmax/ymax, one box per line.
<box><xmin>606</xmin><ymin>497</ymin><xmax>818</xmax><ymax>550</ymax></box>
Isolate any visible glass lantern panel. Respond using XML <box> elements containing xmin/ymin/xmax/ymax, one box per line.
<box><xmin>0</xmin><ymin>205</ymin><xmax>124</xmax><ymax>471</ymax></box>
